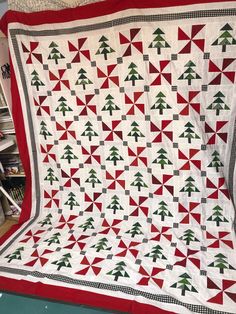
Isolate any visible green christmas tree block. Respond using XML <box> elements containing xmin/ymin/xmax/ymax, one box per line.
<box><xmin>128</xmin><ymin>121</ymin><xmax>145</xmax><ymax>142</ymax></box>
<box><xmin>149</xmin><ymin>28</ymin><xmax>170</xmax><ymax>54</ymax></box>
<box><xmin>171</xmin><ymin>273</ymin><xmax>198</xmax><ymax>296</ymax></box>
<box><xmin>5</xmin><ymin>247</ymin><xmax>24</xmax><ymax>263</ymax></box>
<box><xmin>207</xmin><ymin>151</ymin><xmax>223</xmax><ymax>173</ymax></box>
<box><xmin>126</xmin><ymin>222</ymin><xmax>143</xmax><ymax>238</ymax></box>
<box><xmin>107</xmin><ymin>261</ymin><xmax>130</xmax><ymax>281</ymax></box>
<box><xmin>178</xmin><ymin>61</ymin><xmax>201</xmax><ymax>86</ymax></box>
<box><xmin>39</xmin><ymin>213</ymin><xmax>53</xmax><ymax>227</ymax></box>
<box><xmin>207</xmin><ymin>92</ymin><xmax>229</xmax><ymax>116</ymax></box>
<box><xmin>102</xmin><ymin>94</ymin><xmax>120</xmax><ymax>116</ymax></box>
<box><xmin>151</xmin><ymin>92</ymin><xmax>171</xmax><ymax>115</ymax></box>
<box><xmin>153</xmin><ymin>148</ymin><xmax>172</xmax><ymax>169</ymax></box>
<box><xmin>153</xmin><ymin>201</ymin><xmax>173</xmax><ymax>221</ymax></box>
<box><xmin>208</xmin><ymin>253</ymin><xmax>235</xmax><ymax>274</ymax></box>
<box><xmin>64</xmin><ymin>192</ymin><xmax>80</xmax><ymax>210</ymax></box>
<box><xmin>145</xmin><ymin>244</ymin><xmax>167</xmax><ymax>262</ymax></box>
<box><xmin>61</xmin><ymin>145</ymin><xmax>78</xmax><ymax>164</ymax></box>
<box><xmin>81</xmin><ymin>121</ymin><xmax>98</xmax><ymax>141</ymax></box>
<box><xmin>40</xmin><ymin>121</ymin><xmax>52</xmax><ymax>140</ymax></box>
<box><xmin>31</xmin><ymin>70</ymin><xmax>45</xmax><ymax>91</ymax></box>
<box><xmin>179</xmin><ymin>122</ymin><xmax>200</xmax><ymax>144</ymax></box>
<box><xmin>180</xmin><ymin>176</ymin><xmax>200</xmax><ymax>197</ymax></box>
<box><xmin>207</xmin><ymin>205</ymin><xmax>229</xmax><ymax>227</ymax></box>
<box><xmin>212</xmin><ymin>23</ymin><xmax>236</xmax><ymax>52</ymax></box>
<box><xmin>131</xmin><ymin>172</ymin><xmax>148</xmax><ymax>192</ymax></box>
<box><xmin>79</xmin><ymin>217</ymin><xmax>95</xmax><ymax>232</ymax></box>
<box><xmin>75</xmin><ymin>68</ymin><xmax>93</xmax><ymax>90</ymax></box>
<box><xmin>106</xmin><ymin>146</ymin><xmax>123</xmax><ymax>166</ymax></box>
<box><xmin>85</xmin><ymin>169</ymin><xmax>101</xmax><ymax>188</ymax></box>
<box><xmin>179</xmin><ymin>229</ymin><xmax>200</xmax><ymax>245</ymax></box>
<box><xmin>44</xmin><ymin>167</ymin><xmax>58</xmax><ymax>185</ymax></box>
<box><xmin>52</xmin><ymin>253</ymin><xmax>72</xmax><ymax>271</ymax></box>
<box><xmin>48</xmin><ymin>41</ymin><xmax>65</xmax><ymax>64</ymax></box>
<box><xmin>96</xmin><ymin>36</ymin><xmax>115</xmax><ymax>60</ymax></box>
<box><xmin>107</xmin><ymin>195</ymin><xmax>124</xmax><ymax>214</ymax></box>
<box><xmin>55</xmin><ymin>96</ymin><xmax>73</xmax><ymax>116</ymax></box>
<box><xmin>91</xmin><ymin>237</ymin><xmax>111</xmax><ymax>252</ymax></box>
<box><xmin>125</xmin><ymin>63</ymin><xmax>143</xmax><ymax>86</ymax></box>
<box><xmin>44</xmin><ymin>233</ymin><xmax>61</xmax><ymax>246</ymax></box>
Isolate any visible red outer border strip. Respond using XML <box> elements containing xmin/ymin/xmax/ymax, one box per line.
<box><xmin>0</xmin><ymin>0</ymin><xmax>235</xmax><ymax>36</ymax></box>
<box><xmin>0</xmin><ymin>276</ymin><xmax>174</xmax><ymax>314</ymax></box>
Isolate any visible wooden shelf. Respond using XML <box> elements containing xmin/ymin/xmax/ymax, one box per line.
<box><xmin>2</xmin><ymin>131</ymin><xmax>15</xmax><ymax>135</ymax></box>
<box><xmin>0</xmin><ymin>137</ymin><xmax>15</xmax><ymax>152</ymax></box>
<box><xmin>5</xmin><ymin>174</ymin><xmax>25</xmax><ymax>178</ymax></box>
<box><xmin>0</xmin><ymin>143</ymin><xmax>19</xmax><ymax>155</ymax></box>
<box><xmin>0</xmin><ymin>150</ymin><xmax>19</xmax><ymax>155</ymax></box>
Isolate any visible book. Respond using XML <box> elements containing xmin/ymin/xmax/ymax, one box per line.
<box><xmin>0</xmin><ymin>120</ymin><xmax>15</xmax><ymax>133</ymax></box>
<box><xmin>0</xmin><ymin>137</ymin><xmax>15</xmax><ymax>152</ymax></box>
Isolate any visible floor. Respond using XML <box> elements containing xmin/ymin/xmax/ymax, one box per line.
<box><xmin>0</xmin><ymin>293</ymin><xmax>122</xmax><ymax>314</ymax></box>
<box><xmin>0</xmin><ymin>218</ymin><xmax>125</xmax><ymax>314</ymax></box>
<box><xmin>0</xmin><ymin>216</ymin><xmax>18</xmax><ymax>237</ymax></box>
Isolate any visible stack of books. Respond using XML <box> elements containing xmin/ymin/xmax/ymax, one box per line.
<box><xmin>1</xmin><ymin>176</ymin><xmax>24</xmax><ymax>217</ymax></box>
<box><xmin>0</xmin><ymin>154</ymin><xmax>24</xmax><ymax>176</ymax></box>
<box><xmin>7</xmin><ymin>185</ymin><xmax>24</xmax><ymax>203</ymax></box>
<box><xmin>0</xmin><ymin>112</ymin><xmax>15</xmax><ymax>135</ymax></box>
<box><xmin>5</xmin><ymin>184</ymin><xmax>24</xmax><ymax>217</ymax></box>
<box><xmin>0</xmin><ymin>36</ymin><xmax>24</xmax><ymax>219</ymax></box>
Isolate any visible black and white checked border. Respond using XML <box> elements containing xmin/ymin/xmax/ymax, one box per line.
<box><xmin>0</xmin><ymin>266</ymin><xmax>234</xmax><ymax>314</ymax></box>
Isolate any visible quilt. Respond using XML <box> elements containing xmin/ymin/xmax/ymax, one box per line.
<box><xmin>0</xmin><ymin>1</ymin><xmax>236</xmax><ymax>313</ymax></box>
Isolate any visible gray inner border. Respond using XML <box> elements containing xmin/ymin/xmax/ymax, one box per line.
<box><xmin>229</xmin><ymin>117</ymin><xmax>236</xmax><ymax>216</ymax></box>
<box><xmin>1</xmin><ymin>6</ymin><xmax>236</xmax><ymax>314</ymax></box>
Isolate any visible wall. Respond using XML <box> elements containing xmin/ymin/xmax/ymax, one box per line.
<box><xmin>0</xmin><ymin>1</ymin><xmax>7</xmax><ymax>17</ymax></box>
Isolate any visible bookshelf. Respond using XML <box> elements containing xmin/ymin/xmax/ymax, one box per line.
<box><xmin>0</xmin><ymin>36</ymin><xmax>25</xmax><ymax>218</ymax></box>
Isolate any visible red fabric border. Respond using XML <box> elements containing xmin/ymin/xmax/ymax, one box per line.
<box><xmin>0</xmin><ymin>276</ymin><xmax>174</xmax><ymax>314</ymax></box>
<box><xmin>0</xmin><ymin>56</ymin><xmax>32</xmax><ymax>246</ymax></box>
<box><xmin>0</xmin><ymin>0</ymin><xmax>235</xmax><ymax>36</ymax></box>
<box><xmin>0</xmin><ymin>0</ymin><xmax>234</xmax><ymax>313</ymax></box>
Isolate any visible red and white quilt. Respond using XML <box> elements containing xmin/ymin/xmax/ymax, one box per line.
<box><xmin>0</xmin><ymin>1</ymin><xmax>236</xmax><ymax>313</ymax></box>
